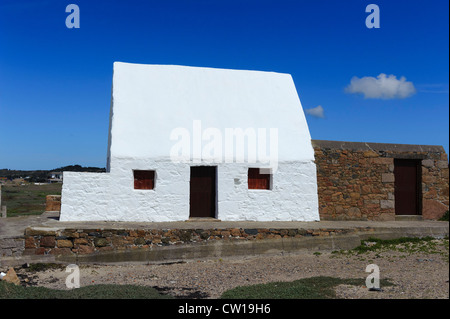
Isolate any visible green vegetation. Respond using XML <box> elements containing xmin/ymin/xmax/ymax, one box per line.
<box><xmin>439</xmin><ymin>210</ymin><xmax>449</xmax><ymax>221</ymax></box>
<box><xmin>0</xmin><ymin>281</ymin><xmax>172</xmax><ymax>299</ymax></box>
<box><xmin>25</xmin><ymin>263</ymin><xmax>66</xmax><ymax>272</ymax></box>
<box><xmin>0</xmin><ymin>183</ymin><xmax>62</xmax><ymax>217</ymax></box>
<box><xmin>352</xmin><ymin>236</ymin><xmax>435</xmax><ymax>254</ymax></box>
<box><xmin>331</xmin><ymin>236</ymin><xmax>449</xmax><ymax>262</ymax></box>
<box><xmin>220</xmin><ymin>276</ymin><xmax>393</xmax><ymax>299</ymax></box>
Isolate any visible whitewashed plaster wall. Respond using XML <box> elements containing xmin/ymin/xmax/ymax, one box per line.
<box><xmin>60</xmin><ymin>159</ymin><xmax>319</xmax><ymax>222</ymax></box>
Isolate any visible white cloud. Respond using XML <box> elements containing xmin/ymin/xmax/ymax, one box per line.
<box><xmin>305</xmin><ymin>105</ymin><xmax>325</xmax><ymax>118</ymax></box>
<box><xmin>345</xmin><ymin>73</ymin><xmax>416</xmax><ymax>99</ymax></box>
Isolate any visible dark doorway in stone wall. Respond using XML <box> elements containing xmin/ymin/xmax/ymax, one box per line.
<box><xmin>394</xmin><ymin>159</ymin><xmax>422</xmax><ymax>215</ymax></box>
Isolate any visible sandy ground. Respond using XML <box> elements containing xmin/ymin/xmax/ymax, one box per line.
<box><xmin>8</xmin><ymin>239</ymin><xmax>449</xmax><ymax>299</ymax></box>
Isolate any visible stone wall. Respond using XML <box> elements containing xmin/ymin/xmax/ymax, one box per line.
<box><xmin>422</xmin><ymin>158</ymin><xmax>449</xmax><ymax>219</ymax></box>
<box><xmin>22</xmin><ymin>226</ymin><xmax>362</xmax><ymax>257</ymax></box>
<box><xmin>45</xmin><ymin>195</ymin><xmax>61</xmax><ymax>212</ymax></box>
<box><xmin>312</xmin><ymin>140</ymin><xmax>449</xmax><ymax>221</ymax></box>
<box><xmin>0</xmin><ymin>237</ymin><xmax>24</xmax><ymax>258</ymax></box>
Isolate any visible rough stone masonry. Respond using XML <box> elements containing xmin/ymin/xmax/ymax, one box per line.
<box><xmin>312</xmin><ymin>140</ymin><xmax>449</xmax><ymax>221</ymax></box>
<box><xmin>21</xmin><ymin>226</ymin><xmax>366</xmax><ymax>257</ymax></box>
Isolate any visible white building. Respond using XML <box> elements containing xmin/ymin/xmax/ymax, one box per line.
<box><xmin>60</xmin><ymin>62</ymin><xmax>319</xmax><ymax>222</ymax></box>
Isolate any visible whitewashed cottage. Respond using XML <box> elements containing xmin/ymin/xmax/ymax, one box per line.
<box><xmin>60</xmin><ymin>62</ymin><xmax>319</xmax><ymax>222</ymax></box>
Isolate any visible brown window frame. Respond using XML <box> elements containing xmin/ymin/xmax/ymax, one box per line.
<box><xmin>248</xmin><ymin>168</ymin><xmax>272</xmax><ymax>190</ymax></box>
<box><xmin>133</xmin><ymin>170</ymin><xmax>156</xmax><ymax>190</ymax></box>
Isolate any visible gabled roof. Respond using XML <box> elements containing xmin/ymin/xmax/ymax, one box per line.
<box><xmin>108</xmin><ymin>62</ymin><xmax>314</xmax><ymax>163</ymax></box>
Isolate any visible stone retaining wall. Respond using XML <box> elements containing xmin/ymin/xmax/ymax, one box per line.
<box><xmin>22</xmin><ymin>227</ymin><xmax>367</xmax><ymax>257</ymax></box>
<box><xmin>0</xmin><ymin>237</ymin><xmax>25</xmax><ymax>258</ymax></box>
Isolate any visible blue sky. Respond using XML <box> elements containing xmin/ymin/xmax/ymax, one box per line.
<box><xmin>0</xmin><ymin>0</ymin><xmax>448</xmax><ymax>170</ymax></box>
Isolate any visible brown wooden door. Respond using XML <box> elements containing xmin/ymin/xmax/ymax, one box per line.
<box><xmin>394</xmin><ymin>159</ymin><xmax>421</xmax><ymax>215</ymax></box>
<box><xmin>189</xmin><ymin>166</ymin><xmax>216</xmax><ymax>218</ymax></box>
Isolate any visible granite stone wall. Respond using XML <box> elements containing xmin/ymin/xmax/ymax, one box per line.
<box><xmin>312</xmin><ymin>140</ymin><xmax>449</xmax><ymax>221</ymax></box>
<box><xmin>21</xmin><ymin>226</ymin><xmax>370</xmax><ymax>257</ymax></box>
<box><xmin>45</xmin><ymin>195</ymin><xmax>61</xmax><ymax>212</ymax></box>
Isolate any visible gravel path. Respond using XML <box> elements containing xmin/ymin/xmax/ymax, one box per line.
<box><xmin>9</xmin><ymin>239</ymin><xmax>449</xmax><ymax>299</ymax></box>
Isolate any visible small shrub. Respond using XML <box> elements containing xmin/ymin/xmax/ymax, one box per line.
<box><xmin>26</xmin><ymin>263</ymin><xmax>65</xmax><ymax>272</ymax></box>
<box><xmin>439</xmin><ymin>210</ymin><xmax>449</xmax><ymax>221</ymax></box>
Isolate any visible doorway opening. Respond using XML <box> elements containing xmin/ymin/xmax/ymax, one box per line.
<box><xmin>394</xmin><ymin>159</ymin><xmax>422</xmax><ymax>216</ymax></box>
<box><xmin>189</xmin><ymin>166</ymin><xmax>217</xmax><ymax>218</ymax></box>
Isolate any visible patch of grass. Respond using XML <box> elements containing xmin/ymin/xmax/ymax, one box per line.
<box><xmin>1</xmin><ymin>183</ymin><xmax>62</xmax><ymax>217</ymax></box>
<box><xmin>25</xmin><ymin>263</ymin><xmax>66</xmax><ymax>272</ymax></box>
<box><xmin>352</xmin><ymin>236</ymin><xmax>436</xmax><ymax>254</ymax></box>
<box><xmin>333</xmin><ymin>236</ymin><xmax>449</xmax><ymax>262</ymax></box>
<box><xmin>439</xmin><ymin>210</ymin><xmax>449</xmax><ymax>221</ymax></box>
<box><xmin>220</xmin><ymin>276</ymin><xmax>393</xmax><ymax>299</ymax></box>
<box><xmin>0</xmin><ymin>281</ymin><xmax>173</xmax><ymax>299</ymax></box>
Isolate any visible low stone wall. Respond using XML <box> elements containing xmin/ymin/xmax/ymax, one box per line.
<box><xmin>22</xmin><ymin>227</ymin><xmax>363</xmax><ymax>257</ymax></box>
<box><xmin>45</xmin><ymin>195</ymin><xmax>61</xmax><ymax>212</ymax></box>
<box><xmin>312</xmin><ymin>140</ymin><xmax>449</xmax><ymax>221</ymax></box>
<box><xmin>0</xmin><ymin>237</ymin><xmax>25</xmax><ymax>258</ymax></box>
<box><xmin>0</xmin><ymin>222</ymin><xmax>443</xmax><ymax>265</ymax></box>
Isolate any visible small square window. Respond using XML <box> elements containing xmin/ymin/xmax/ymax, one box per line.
<box><xmin>134</xmin><ymin>170</ymin><xmax>155</xmax><ymax>190</ymax></box>
<box><xmin>248</xmin><ymin>168</ymin><xmax>271</xmax><ymax>190</ymax></box>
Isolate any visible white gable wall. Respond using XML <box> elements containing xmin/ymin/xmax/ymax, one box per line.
<box><xmin>109</xmin><ymin>63</ymin><xmax>314</xmax><ymax>164</ymax></box>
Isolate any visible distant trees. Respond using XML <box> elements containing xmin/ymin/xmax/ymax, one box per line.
<box><xmin>52</xmin><ymin>165</ymin><xmax>106</xmax><ymax>173</ymax></box>
<box><xmin>0</xmin><ymin>165</ymin><xmax>106</xmax><ymax>183</ymax></box>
